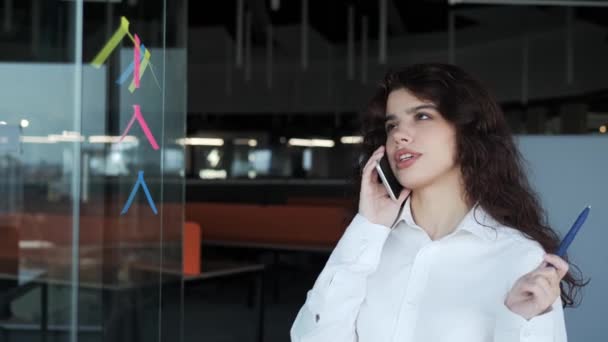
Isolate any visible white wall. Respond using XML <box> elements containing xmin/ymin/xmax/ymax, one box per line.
<box><xmin>0</xmin><ymin>62</ymin><xmax>106</xmax><ymax>165</ymax></box>
<box><xmin>517</xmin><ymin>135</ymin><xmax>608</xmax><ymax>341</ymax></box>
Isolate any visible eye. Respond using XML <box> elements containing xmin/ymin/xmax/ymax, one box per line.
<box><xmin>385</xmin><ymin>123</ymin><xmax>396</xmax><ymax>132</ymax></box>
<box><xmin>415</xmin><ymin>112</ymin><xmax>431</xmax><ymax>120</ymax></box>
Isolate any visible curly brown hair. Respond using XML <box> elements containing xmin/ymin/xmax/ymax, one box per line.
<box><xmin>350</xmin><ymin>63</ymin><xmax>588</xmax><ymax>308</ymax></box>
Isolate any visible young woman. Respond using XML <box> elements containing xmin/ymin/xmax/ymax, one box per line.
<box><xmin>290</xmin><ymin>63</ymin><xmax>586</xmax><ymax>342</ymax></box>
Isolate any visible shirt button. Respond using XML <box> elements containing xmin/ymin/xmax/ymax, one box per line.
<box><xmin>315</xmin><ymin>314</ymin><xmax>320</xmax><ymax>323</ymax></box>
<box><xmin>522</xmin><ymin>328</ymin><xmax>531</xmax><ymax>338</ymax></box>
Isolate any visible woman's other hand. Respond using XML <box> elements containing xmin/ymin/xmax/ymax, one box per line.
<box><xmin>504</xmin><ymin>254</ymin><xmax>569</xmax><ymax>320</ymax></box>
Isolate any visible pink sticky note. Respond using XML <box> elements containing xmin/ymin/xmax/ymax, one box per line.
<box><xmin>119</xmin><ymin>105</ymin><xmax>159</xmax><ymax>150</ymax></box>
<box><xmin>134</xmin><ymin>34</ymin><xmax>141</xmax><ymax>88</ymax></box>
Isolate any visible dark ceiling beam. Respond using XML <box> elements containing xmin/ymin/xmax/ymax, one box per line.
<box><xmin>387</xmin><ymin>0</ymin><xmax>407</xmax><ymax>34</ymax></box>
<box><xmin>249</xmin><ymin>0</ymin><xmax>271</xmax><ymax>44</ymax></box>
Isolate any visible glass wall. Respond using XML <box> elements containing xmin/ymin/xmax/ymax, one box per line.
<box><xmin>0</xmin><ymin>0</ymin><xmax>187</xmax><ymax>341</ymax></box>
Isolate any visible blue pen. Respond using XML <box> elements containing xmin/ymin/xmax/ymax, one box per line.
<box><xmin>556</xmin><ymin>206</ymin><xmax>590</xmax><ymax>257</ymax></box>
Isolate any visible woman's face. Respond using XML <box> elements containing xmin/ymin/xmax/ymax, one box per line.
<box><xmin>384</xmin><ymin>88</ymin><xmax>459</xmax><ymax>190</ymax></box>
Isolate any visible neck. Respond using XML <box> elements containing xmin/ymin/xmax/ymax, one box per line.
<box><xmin>410</xmin><ymin>168</ymin><xmax>471</xmax><ymax>241</ymax></box>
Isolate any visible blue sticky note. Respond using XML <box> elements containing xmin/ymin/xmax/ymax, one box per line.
<box><xmin>115</xmin><ymin>44</ymin><xmax>147</xmax><ymax>85</ymax></box>
<box><xmin>121</xmin><ymin>170</ymin><xmax>158</xmax><ymax>215</ymax></box>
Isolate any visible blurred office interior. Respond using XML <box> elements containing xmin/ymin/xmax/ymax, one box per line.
<box><xmin>1</xmin><ymin>0</ymin><xmax>608</xmax><ymax>341</ymax></box>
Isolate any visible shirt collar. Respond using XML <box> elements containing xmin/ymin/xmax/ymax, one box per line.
<box><xmin>396</xmin><ymin>196</ymin><xmax>499</xmax><ymax>241</ymax></box>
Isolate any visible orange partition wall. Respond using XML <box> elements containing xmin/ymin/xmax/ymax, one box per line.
<box><xmin>0</xmin><ymin>225</ymin><xmax>19</xmax><ymax>277</ymax></box>
<box><xmin>0</xmin><ymin>203</ymin><xmax>183</xmax><ymax>247</ymax></box>
<box><xmin>183</xmin><ymin>222</ymin><xmax>201</xmax><ymax>275</ymax></box>
<box><xmin>185</xmin><ymin>202</ymin><xmax>353</xmax><ymax>248</ymax></box>
<box><xmin>1</xmin><ymin>202</ymin><xmax>353</xmax><ymax>263</ymax></box>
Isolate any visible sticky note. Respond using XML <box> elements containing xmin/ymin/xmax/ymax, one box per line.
<box><xmin>115</xmin><ymin>45</ymin><xmax>147</xmax><ymax>85</ymax></box>
<box><xmin>134</xmin><ymin>34</ymin><xmax>141</xmax><ymax>89</ymax></box>
<box><xmin>91</xmin><ymin>17</ymin><xmax>130</xmax><ymax>68</ymax></box>
<box><xmin>128</xmin><ymin>49</ymin><xmax>151</xmax><ymax>93</ymax></box>
<box><xmin>119</xmin><ymin>104</ymin><xmax>159</xmax><ymax>150</ymax></box>
<box><xmin>121</xmin><ymin>170</ymin><xmax>158</xmax><ymax>215</ymax></box>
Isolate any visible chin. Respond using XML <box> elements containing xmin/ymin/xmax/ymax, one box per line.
<box><xmin>397</xmin><ymin>164</ymin><xmax>460</xmax><ymax>191</ymax></box>
<box><xmin>396</xmin><ymin>171</ymin><xmax>427</xmax><ymax>190</ymax></box>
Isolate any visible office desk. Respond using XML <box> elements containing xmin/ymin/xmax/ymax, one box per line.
<box><xmin>132</xmin><ymin>259</ymin><xmax>266</xmax><ymax>342</ymax></box>
<box><xmin>1</xmin><ymin>259</ymin><xmax>266</xmax><ymax>342</ymax></box>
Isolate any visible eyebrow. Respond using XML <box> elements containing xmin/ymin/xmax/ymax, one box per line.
<box><xmin>385</xmin><ymin>104</ymin><xmax>438</xmax><ymax>121</ymax></box>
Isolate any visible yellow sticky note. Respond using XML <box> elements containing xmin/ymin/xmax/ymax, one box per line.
<box><xmin>91</xmin><ymin>17</ymin><xmax>130</xmax><ymax>68</ymax></box>
<box><xmin>128</xmin><ymin>49</ymin><xmax>151</xmax><ymax>93</ymax></box>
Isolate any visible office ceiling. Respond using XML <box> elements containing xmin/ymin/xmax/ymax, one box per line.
<box><xmin>188</xmin><ymin>0</ymin><xmax>608</xmax><ymax>44</ymax></box>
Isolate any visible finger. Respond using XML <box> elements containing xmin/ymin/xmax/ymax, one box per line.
<box><xmin>362</xmin><ymin>155</ymin><xmax>378</xmax><ymax>176</ymax></box>
<box><xmin>528</xmin><ymin>273</ymin><xmax>559</xmax><ymax>299</ymax></box>
<box><xmin>361</xmin><ymin>158</ymin><xmax>379</xmax><ymax>184</ymax></box>
<box><xmin>522</xmin><ymin>280</ymin><xmax>552</xmax><ymax>305</ymax></box>
<box><xmin>533</xmin><ymin>258</ymin><xmax>553</xmax><ymax>271</ymax></box>
<box><xmin>533</xmin><ymin>268</ymin><xmax>560</xmax><ymax>288</ymax></box>
<box><xmin>544</xmin><ymin>254</ymin><xmax>567</xmax><ymax>268</ymax></box>
<box><xmin>368</xmin><ymin>168</ymin><xmax>386</xmax><ymax>192</ymax></box>
<box><xmin>537</xmin><ymin>277</ymin><xmax>558</xmax><ymax>304</ymax></box>
<box><xmin>362</xmin><ymin>146</ymin><xmax>385</xmax><ymax>177</ymax></box>
<box><xmin>363</xmin><ymin>147</ymin><xmax>383</xmax><ymax>170</ymax></box>
<box><xmin>531</xmin><ymin>274</ymin><xmax>553</xmax><ymax>294</ymax></box>
<box><xmin>362</xmin><ymin>160</ymin><xmax>383</xmax><ymax>187</ymax></box>
<box><xmin>544</xmin><ymin>254</ymin><xmax>569</xmax><ymax>279</ymax></box>
<box><xmin>544</xmin><ymin>258</ymin><xmax>569</xmax><ymax>281</ymax></box>
<box><xmin>363</xmin><ymin>156</ymin><xmax>388</xmax><ymax>189</ymax></box>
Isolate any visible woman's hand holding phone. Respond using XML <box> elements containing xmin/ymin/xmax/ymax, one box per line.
<box><xmin>359</xmin><ymin>146</ymin><xmax>411</xmax><ymax>228</ymax></box>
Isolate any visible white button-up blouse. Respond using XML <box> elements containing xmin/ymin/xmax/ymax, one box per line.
<box><xmin>290</xmin><ymin>198</ymin><xmax>567</xmax><ymax>342</ymax></box>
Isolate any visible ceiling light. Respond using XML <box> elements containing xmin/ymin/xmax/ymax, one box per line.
<box><xmin>176</xmin><ymin>137</ymin><xmax>224</xmax><ymax>146</ymax></box>
<box><xmin>288</xmin><ymin>138</ymin><xmax>335</xmax><ymax>148</ymax></box>
<box><xmin>340</xmin><ymin>136</ymin><xmax>363</xmax><ymax>144</ymax></box>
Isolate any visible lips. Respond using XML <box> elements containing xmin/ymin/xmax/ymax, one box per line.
<box><xmin>394</xmin><ymin>148</ymin><xmax>422</xmax><ymax>169</ymax></box>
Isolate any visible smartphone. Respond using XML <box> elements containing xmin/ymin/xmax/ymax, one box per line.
<box><xmin>375</xmin><ymin>153</ymin><xmax>403</xmax><ymax>201</ymax></box>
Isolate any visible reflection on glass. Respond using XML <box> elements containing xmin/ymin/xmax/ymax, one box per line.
<box><xmin>0</xmin><ymin>0</ymin><xmax>186</xmax><ymax>341</ymax></box>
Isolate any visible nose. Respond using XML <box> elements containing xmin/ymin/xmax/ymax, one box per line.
<box><xmin>392</xmin><ymin>125</ymin><xmax>412</xmax><ymax>144</ymax></box>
